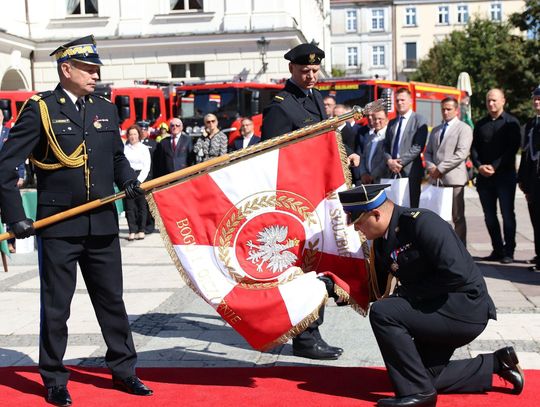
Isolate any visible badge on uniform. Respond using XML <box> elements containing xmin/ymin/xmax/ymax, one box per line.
<box><xmin>93</xmin><ymin>116</ymin><xmax>109</xmax><ymax>129</ymax></box>
<box><xmin>389</xmin><ymin>243</ymin><xmax>412</xmax><ymax>273</ymax></box>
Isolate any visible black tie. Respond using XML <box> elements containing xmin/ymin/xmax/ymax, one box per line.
<box><xmin>76</xmin><ymin>98</ymin><xmax>85</xmax><ymax>120</ymax></box>
<box><xmin>439</xmin><ymin>122</ymin><xmax>448</xmax><ymax>143</ymax></box>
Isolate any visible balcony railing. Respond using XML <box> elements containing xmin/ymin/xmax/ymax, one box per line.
<box><xmin>402</xmin><ymin>59</ymin><xmax>418</xmax><ymax>70</ymax></box>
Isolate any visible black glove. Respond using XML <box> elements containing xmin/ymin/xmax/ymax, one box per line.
<box><xmin>9</xmin><ymin>218</ymin><xmax>35</xmax><ymax>239</ymax></box>
<box><xmin>123</xmin><ymin>179</ymin><xmax>145</xmax><ymax>199</ymax></box>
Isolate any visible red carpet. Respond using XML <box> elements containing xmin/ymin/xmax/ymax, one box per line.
<box><xmin>0</xmin><ymin>366</ymin><xmax>536</xmax><ymax>406</ymax></box>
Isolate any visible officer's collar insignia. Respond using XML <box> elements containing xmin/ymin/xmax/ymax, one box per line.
<box><xmin>410</xmin><ymin>211</ymin><xmax>421</xmax><ymax>218</ymax></box>
<box><xmin>308</xmin><ymin>53</ymin><xmax>316</xmax><ymax>63</ymax></box>
<box><xmin>88</xmin><ymin>97</ymin><xmax>94</xmax><ymax>104</ymax></box>
<box><xmin>59</xmin><ymin>97</ymin><xmax>66</xmax><ymax>104</ymax></box>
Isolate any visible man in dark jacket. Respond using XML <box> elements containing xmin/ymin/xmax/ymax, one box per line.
<box><xmin>154</xmin><ymin>117</ymin><xmax>193</xmax><ymax>177</ymax></box>
<box><xmin>338</xmin><ymin>184</ymin><xmax>523</xmax><ymax>407</ymax></box>
<box><xmin>518</xmin><ymin>86</ymin><xmax>540</xmax><ymax>271</ymax></box>
<box><xmin>0</xmin><ymin>35</ymin><xmax>152</xmax><ymax>406</ymax></box>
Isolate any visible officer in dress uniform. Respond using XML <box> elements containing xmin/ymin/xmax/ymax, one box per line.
<box><xmin>338</xmin><ymin>184</ymin><xmax>524</xmax><ymax>407</ymax></box>
<box><xmin>260</xmin><ymin>43</ymin><xmax>344</xmax><ymax>360</ymax></box>
<box><xmin>518</xmin><ymin>86</ymin><xmax>540</xmax><ymax>272</ymax></box>
<box><xmin>0</xmin><ymin>35</ymin><xmax>152</xmax><ymax>406</ymax></box>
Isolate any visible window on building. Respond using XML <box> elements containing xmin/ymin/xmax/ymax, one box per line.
<box><xmin>438</xmin><ymin>6</ymin><xmax>449</xmax><ymax>24</ymax></box>
<box><xmin>404</xmin><ymin>42</ymin><xmax>417</xmax><ymax>69</ymax></box>
<box><xmin>346</xmin><ymin>10</ymin><xmax>357</xmax><ymax>32</ymax></box>
<box><xmin>457</xmin><ymin>5</ymin><xmax>469</xmax><ymax>24</ymax></box>
<box><xmin>372</xmin><ymin>46</ymin><xmax>385</xmax><ymax>67</ymax></box>
<box><xmin>171</xmin><ymin>0</ymin><xmax>203</xmax><ymax>11</ymax></box>
<box><xmin>170</xmin><ymin>63</ymin><xmax>205</xmax><ymax>79</ymax></box>
<box><xmin>490</xmin><ymin>2</ymin><xmax>502</xmax><ymax>22</ymax></box>
<box><xmin>371</xmin><ymin>9</ymin><xmax>384</xmax><ymax>31</ymax></box>
<box><xmin>67</xmin><ymin>0</ymin><xmax>98</xmax><ymax>15</ymax></box>
<box><xmin>405</xmin><ymin>7</ymin><xmax>417</xmax><ymax>26</ymax></box>
<box><xmin>347</xmin><ymin>47</ymin><xmax>359</xmax><ymax>68</ymax></box>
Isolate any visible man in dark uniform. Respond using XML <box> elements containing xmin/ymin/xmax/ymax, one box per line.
<box><xmin>518</xmin><ymin>86</ymin><xmax>540</xmax><ymax>271</ymax></box>
<box><xmin>0</xmin><ymin>35</ymin><xmax>152</xmax><ymax>406</ymax></box>
<box><xmin>338</xmin><ymin>184</ymin><xmax>524</xmax><ymax>407</ymax></box>
<box><xmin>260</xmin><ymin>43</ymin><xmax>344</xmax><ymax>360</ymax></box>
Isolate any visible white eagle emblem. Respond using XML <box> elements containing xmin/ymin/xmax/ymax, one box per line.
<box><xmin>246</xmin><ymin>225</ymin><xmax>300</xmax><ymax>273</ymax></box>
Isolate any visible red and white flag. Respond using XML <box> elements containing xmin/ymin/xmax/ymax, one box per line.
<box><xmin>150</xmin><ymin>131</ymin><xmax>368</xmax><ymax>350</ymax></box>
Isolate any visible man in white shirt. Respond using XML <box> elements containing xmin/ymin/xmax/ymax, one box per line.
<box><xmin>359</xmin><ymin>109</ymin><xmax>390</xmax><ymax>184</ymax></box>
<box><xmin>231</xmin><ymin>118</ymin><xmax>260</xmax><ymax>151</ymax></box>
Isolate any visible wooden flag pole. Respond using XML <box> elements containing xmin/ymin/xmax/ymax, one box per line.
<box><xmin>0</xmin><ymin>100</ymin><xmax>384</xmax><ymax>242</ymax></box>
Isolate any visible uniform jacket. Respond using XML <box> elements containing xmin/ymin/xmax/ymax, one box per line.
<box><xmin>518</xmin><ymin>116</ymin><xmax>540</xmax><ymax>194</ymax></box>
<box><xmin>384</xmin><ymin>112</ymin><xmax>428</xmax><ymax>179</ymax></box>
<box><xmin>373</xmin><ymin>205</ymin><xmax>496</xmax><ymax>323</ymax></box>
<box><xmin>231</xmin><ymin>134</ymin><xmax>260</xmax><ymax>151</ymax></box>
<box><xmin>424</xmin><ymin>119</ymin><xmax>472</xmax><ymax>187</ymax></box>
<box><xmin>261</xmin><ymin>79</ymin><xmax>326</xmax><ymax>140</ymax></box>
<box><xmin>153</xmin><ymin>132</ymin><xmax>194</xmax><ymax>177</ymax></box>
<box><xmin>0</xmin><ymin>85</ymin><xmax>135</xmax><ymax>237</ymax></box>
<box><xmin>141</xmin><ymin>137</ymin><xmax>157</xmax><ymax>178</ymax></box>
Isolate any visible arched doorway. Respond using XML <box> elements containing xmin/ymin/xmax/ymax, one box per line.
<box><xmin>1</xmin><ymin>69</ymin><xmax>29</xmax><ymax>90</ymax></box>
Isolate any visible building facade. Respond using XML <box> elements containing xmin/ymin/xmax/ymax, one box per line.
<box><xmin>0</xmin><ymin>0</ymin><xmax>331</xmax><ymax>91</ymax></box>
<box><xmin>393</xmin><ymin>0</ymin><xmax>524</xmax><ymax>80</ymax></box>
<box><xmin>330</xmin><ymin>0</ymin><xmax>393</xmax><ymax>79</ymax></box>
<box><xmin>329</xmin><ymin>0</ymin><xmax>525</xmax><ymax>81</ymax></box>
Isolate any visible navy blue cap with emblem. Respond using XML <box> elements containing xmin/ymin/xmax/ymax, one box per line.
<box><xmin>50</xmin><ymin>35</ymin><xmax>103</xmax><ymax>66</ymax></box>
<box><xmin>284</xmin><ymin>43</ymin><xmax>325</xmax><ymax>65</ymax></box>
<box><xmin>137</xmin><ymin>120</ymin><xmax>150</xmax><ymax>129</ymax></box>
<box><xmin>338</xmin><ymin>184</ymin><xmax>391</xmax><ymax>225</ymax></box>
<box><xmin>532</xmin><ymin>86</ymin><xmax>540</xmax><ymax>98</ymax></box>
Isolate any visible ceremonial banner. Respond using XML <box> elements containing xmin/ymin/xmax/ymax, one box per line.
<box><xmin>150</xmin><ymin>131</ymin><xmax>368</xmax><ymax>350</ymax></box>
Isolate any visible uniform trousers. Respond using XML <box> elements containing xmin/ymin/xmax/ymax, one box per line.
<box><xmin>369</xmin><ymin>296</ymin><xmax>492</xmax><ymax>397</ymax></box>
<box><xmin>37</xmin><ymin>235</ymin><xmax>137</xmax><ymax>388</ymax></box>
<box><xmin>292</xmin><ymin>306</ymin><xmax>325</xmax><ymax>348</ymax></box>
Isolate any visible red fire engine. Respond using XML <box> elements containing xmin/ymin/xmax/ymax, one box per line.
<box><xmin>0</xmin><ymin>90</ymin><xmax>37</xmax><ymax>127</ymax></box>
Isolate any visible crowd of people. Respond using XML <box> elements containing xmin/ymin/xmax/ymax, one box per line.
<box><xmin>0</xmin><ymin>35</ymin><xmax>537</xmax><ymax>407</ymax></box>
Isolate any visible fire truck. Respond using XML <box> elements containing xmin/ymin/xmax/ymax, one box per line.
<box><xmin>316</xmin><ymin>78</ymin><xmax>466</xmax><ymax>128</ymax></box>
<box><xmin>0</xmin><ymin>90</ymin><xmax>37</xmax><ymax>127</ymax></box>
<box><xmin>173</xmin><ymin>81</ymin><xmax>284</xmax><ymax>143</ymax></box>
<box><xmin>93</xmin><ymin>84</ymin><xmax>170</xmax><ymax>136</ymax></box>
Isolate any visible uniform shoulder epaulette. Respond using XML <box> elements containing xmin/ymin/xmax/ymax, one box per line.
<box><xmin>34</xmin><ymin>91</ymin><xmax>54</xmax><ymax>100</ymax></box>
<box><xmin>402</xmin><ymin>210</ymin><xmax>422</xmax><ymax>219</ymax></box>
<box><xmin>272</xmin><ymin>94</ymin><xmax>285</xmax><ymax>103</ymax></box>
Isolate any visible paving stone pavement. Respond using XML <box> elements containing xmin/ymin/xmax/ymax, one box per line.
<box><xmin>1</xmin><ymin>186</ymin><xmax>539</xmax><ymax>374</ymax></box>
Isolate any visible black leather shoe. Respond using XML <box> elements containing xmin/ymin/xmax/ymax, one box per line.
<box><xmin>113</xmin><ymin>375</ymin><xmax>153</xmax><ymax>396</ymax></box>
<box><xmin>318</xmin><ymin>339</ymin><xmax>344</xmax><ymax>355</ymax></box>
<box><xmin>495</xmin><ymin>346</ymin><xmax>524</xmax><ymax>394</ymax></box>
<box><xmin>293</xmin><ymin>343</ymin><xmax>341</xmax><ymax>360</ymax></box>
<box><xmin>482</xmin><ymin>252</ymin><xmax>503</xmax><ymax>261</ymax></box>
<box><xmin>500</xmin><ymin>256</ymin><xmax>514</xmax><ymax>264</ymax></box>
<box><xmin>46</xmin><ymin>385</ymin><xmax>72</xmax><ymax>406</ymax></box>
<box><xmin>377</xmin><ymin>391</ymin><xmax>437</xmax><ymax>407</ymax></box>
<box><xmin>525</xmin><ymin>256</ymin><xmax>538</xmax><ymax>264</ymax></box>
<box><xmin>528</xmin><ymin>265</ymin><xmax>540</xmax><ymax>272</ymax></box>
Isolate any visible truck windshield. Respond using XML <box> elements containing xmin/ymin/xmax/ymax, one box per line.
<box><xmin>179</xmin><ymin>89</ymin><xmax>238</xmax><ymax>120</ymax></box>
<box><xmin>318</xmin><ymin>84</ymin><xmax>374</xmax><ymax>108</ymax></box>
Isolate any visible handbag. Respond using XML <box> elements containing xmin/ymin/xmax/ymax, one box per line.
<box><xmin>419</xmin><ymin>180</ymin><xmax>453</xmax><ymax>221</ymax></box>
<box><xmin>380</xmin><ymin>174</ymin><xmax>410</xmax><ymax>207</ymax></box>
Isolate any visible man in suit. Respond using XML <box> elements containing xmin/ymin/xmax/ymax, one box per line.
<box><xmin>230</xmin><ymin>117</ymin><xmax>260</xmax><ymax>151</ymax></box>
<box><xmin>334</xmin><ymin>104</ymin><xmax>361</xmax><ymax>183</ymax></box>
<box><xmin>358</xmin><ymin>109</ymin><xmax>390</xmax><ymax>185</ymax></box>
<box><xmin>424</xmin><ymin>97</ymin><xmax>473</xmax><ymax>245</ymax></box>
<box><xmin>384</xmin><ymin>88</ymin><xmax>428</xmax><ymax>207</ymax></box>
<box><xmin>338</xmin><ymin>184</ymin><xmax>523</xmax><ymax>407</ymax></box>
<box><xmin>472</xmin><ymin>89</ymin><xmax>521</xmax><ymax>264</ymax></box>
<box><xmin>260</xmin><ymin>43</ymin><xmax>343</xmax><ymax>361</ymax></box>
<box><xmin>323</xmin><ymin>95</ymin><xmax>336</xmax><ymax>117</ymax></box>
<box><xmin>154</xmin><ymin>117</ymin><xmax>193</xmax><ymax>177</ymax></box>
<box><xmin>518</xmin><ymin>86</ymin><xmax>540</xmax><ymax>271</ymax></box>
<box><xmin>0</xmin><ymin>35</ymin><xmax>152</xmax><ymax>406</ymax></box>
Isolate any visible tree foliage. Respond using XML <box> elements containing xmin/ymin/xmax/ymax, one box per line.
<box><xmin>412</xmin><ymin>18</ymin><xmax>538</xmax><ymax>123</ymax></box>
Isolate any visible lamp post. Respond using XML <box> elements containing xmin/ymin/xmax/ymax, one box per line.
<box><xmin>257</xmin><ymin>36</ymin><xmax>269</xmax><ymax>73</ymax></box>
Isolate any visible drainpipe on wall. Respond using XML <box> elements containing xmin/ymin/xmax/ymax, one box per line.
<box><xmin>25</xmin><ymin>0</ymin><xmax>35</xmax><ymax>90</ymax></box>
